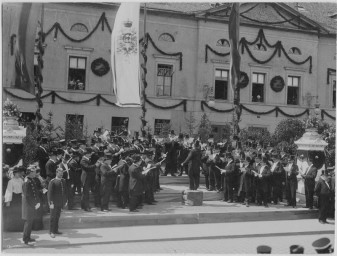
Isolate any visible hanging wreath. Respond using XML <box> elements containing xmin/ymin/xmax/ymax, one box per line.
<box><xmin>270</xmin><ymin>75</ymin><xmax>285</xmax><ymax>92</ymax></box>
<box><xmin>91</xmin><ymin>58</ymin><xmax>110</xmax><ymax>77</ymax></box>
<box><xmin>238</xmin><ymin>71</ymin><xmax>249</xmax><ymax>89</ymax></box>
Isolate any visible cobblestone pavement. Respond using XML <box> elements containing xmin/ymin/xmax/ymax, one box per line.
<box><xmin>3</xmin><ymin>219</ymin><xmax>334</xmax><ymax>254</ymax></box>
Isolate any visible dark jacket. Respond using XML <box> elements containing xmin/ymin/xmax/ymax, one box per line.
<box><xmin>238</xmin><ymin>165</ymin><xmax>254</xmax><ymax>194</ymax></box>
<box><xmin>80</xmin><ymin>156</ymin><xmax>96</xmax><ymax>185</ymax></box>
<box><xmin>22</xmin><ymin>177</ymin><xmax>41</xmax><ymax>220</ymax></box>
<box><xmin>47</xmin><ymin>178</ymin><xmax>67</xmax><ymax>207</ymax></box>
<box><xmin>182</xmin><ymin>147</ymin><xmax>202</xmax><ymax>175</ymax></box>
<box><xmin>45</xmin><ymin>159</ymin><xmax>57</xmax><ymax>182</ymax></box>
<box><xmin>128</xmin><ymin>163</ymin><xmax>143</xmax><ymax>195</ymax></box>
<box><xmin>304</xmin><ymin>165</ymin><xmax>318</xmax><ymax>189</ymax></box>
<box><xmin>271</xmin><ymin>161</ymin><xmax>286</xmax><ymax>183</ymax></box>
<box><xmin>117</xmin><ymin>159</ymin><xmax>130</xmax><ymax>192</ymax></box>
<box><xmin>315</xmin><ymin>177</ymin><xmax>332</xmax><ymax>196</ymax></box>
<box><xmin>286</xmin><ymin>163</ymin><xmax>299</xmax><ymax>188</ymax></box>
<box><xmin>35</xmin><ymin>146</ymin><xmax>49</xmax><ymax>178</ymax></box>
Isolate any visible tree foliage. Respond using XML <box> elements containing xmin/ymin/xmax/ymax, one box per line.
<box><xmin>273</xmin><ymin>118</ymin><xmax>305</xmax><ymax>144</ymax></box>
<box><xmin>197</xmin><ymin>113</ymin><xmax>212</xmax><ymax>143</ymax></box>
<box><xmin>185</xmin><ymin>112</ymin><xmax>197</xmax><ymax>137</ymax></box>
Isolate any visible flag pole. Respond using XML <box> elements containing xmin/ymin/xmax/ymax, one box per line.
<box><xmin>140</xmin><ymin>3</ymin><xmax>148</xmax><ymax>134</ymax></box>
<box><xmin>35</xmin><ymin>3</ymin><xmax>44</xmax><ymax>131</ymax></box>
<box><xmin>229</xmin><ymin>3</ymin><xmax>241</xmax><ymax>140</ymax></box>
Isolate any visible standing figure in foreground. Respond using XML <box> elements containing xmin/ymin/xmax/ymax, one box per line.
<box><xmin>22</xmin><ymin>166</ymin><xmax>41</xmax><ymax>245</ymax></box>
<box><xmin>314</xmin><ymin>170</ymin><xmax>332</xmax><ymax>224</ymax></box>
<box><xmin>181</xmin><ymin>140</ymin><xmax>202</xmax><ymax>190</ymax></box>
<box><xmin>301</xmin><ymin>157</ymin><xmax>318</xmax><ymax>209</ymax></box>
<box><xmin>285</xmin><ymin>155</ymin><xmax>299</xmax><ymax>208</ymax></box>
<box><xmin>47</xmin><ymin>168</ymin><xmax>67</xmax><ymax>238</ymax></box>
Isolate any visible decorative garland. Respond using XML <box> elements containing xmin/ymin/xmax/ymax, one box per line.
<box><xmin>327</xmin><ymin>68</ymin><xmax>336</xmax><ymax>84</ymax></box>
<box><xmin>44</xmin><ymin>12</ymin><xmax>111</xmax><ymax>42</ymax></box>
<box><xmin>201</xmin><ymin>100</ymin><xmax>310</xmax><ymax>118</ymax></box>
<box><xmin>205</xmin><ymin>29</ymin><xmax>313</xmax><ymax>73</ymax></box>
<box><xmin>141</xmin><ymin>33</ymin><xmax>183</xmax><ymax>71</ymax></box>
<box><xmin>145</xmin><ymin>96</ymin><xmax>187</xmax><ymax>112</ymax></box>
<box><xmin>321</xmin><ymin>109</ymin><xmax>336</xmax><ymax>120</ymax></box>
<box><xmin>4</xmin><ymin>88</ymin><xmax>186</xmax><ymax>112</ymax></box>
<box><xmin>91</xmin><ymin>58</ymin><xmax>110</xmax><ymax>77</ymax></box>
<box><xmin>270</xmin><ymin>76</ymin><xmax>285</xmax><ymax>92</ymax></box>
<box><xmin>238</xmin><ymin>71</ymin><xmax>249</xmax><ymax>89</ymax></box>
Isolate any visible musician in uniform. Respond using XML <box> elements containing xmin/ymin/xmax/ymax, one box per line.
<box><xmin>255</xmin><ymin>155</ymin><xmax>271</xmax><ymax>207</ymax></box>
<box><xmin>222</xmin><ymin>153</ymin><xmax>236</xmax><ymax>202</ymax></box>
<box><xmin>80</xmin><ymin>148</ymin><xmax>100</xmax><ymax>211</ymax></box>
<box><xmin>22</xmin><ymin>166</ymin><xmax>41</xmax><ymax>245</ymax></box>
<box><xmin>270</xmin><ymin>153</ymin><xmax>286</xmax><ymax>204</ymax></box>
<box><xmin>78</xmin><ymin>139</ymin><xmax>87</xmax><ymax>157</ymax></box>
<box><xmin>285</xmin><ymin>155</ymin><xmax>299</xmax><ymax>208</ymax></box>
<box><xmin>58</xmin><ymin>154</ymin><xmax>74</xmax><ymax>210</ymax></box>
<box><xmin>45</xmin><ymin>148</ymin><xmax>60</xmax><ymax>186</ymax></box>
<box><xmin>35</xmin><ymin>137</ymin><xmax>49</xmax><ymax>179</ymax></box>
<box><xmin>315</xmin><ymin>170</ymin><xmax>333</xmax><ymax>223</ymax></box>
<box><xmin>116</xmin><ymin>153</ymin><xmax>131</xmax><ymax>209</ymax></box>
<box><xmin>301</xmin><ymin>157</ymin><xmax>318</xmax><ymax>209</ymax></box>
<box><xmin>48</xmin><ymin>168</ymin><xmax>67</xmax><ymax>238</ymax></box>
<box><xmin>238</xmin><ymin>156</ymin><xmax>255</xmax><ymax>207</ymax></box>
<box><xmin>128</xmin><ymin>155</ymin><xmax>144</xmax><ymax>212</ymax></box>
<box><xmin>99</xmin><ymin>150</ymin><xmax>116</xmax><ymax>211</ymax></box>
<box><xmin>68</xmin><ymin>151</ymin><xmax>82</xmax><ymax>195</ymax></box>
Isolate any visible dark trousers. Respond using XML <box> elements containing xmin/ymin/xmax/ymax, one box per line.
<box><xmin>304</xmin><ymin>180</ymin><xmax>315</xmax><ymax>208</ymax></box>
<box><xmin>73</xmin><ymin>171</ymin><xmax>82</xmax><ymax>193</ymax></box>
<box><xmin>318</xmin><ymin>194</ymin><xmax>331</xmax><ymax>222</ymax></box>
<box><xmin>117</xmin><ymin>191</ymin><xmax>129</xmax><ymax>208</ymax></box>
<box><xmin>188</xmin><ymin>172</ymin><xmax>200</xmax><ymax>190</ymax></box>
<box><xmin>81</xmin><ymin>178</ymin><xmax>95</xmax><ymax>209</ymax></box>
<box><xmin>100</xmin><ymin>182</ymin><xmax>113</xmax><ymax>210</ymax></box>
<box><xmin>226</xmin><ymin>177</ymin><xmax>235</xmax><ymax>201</ymax></box>
<box><xmin>129</xmin><ymin>193</ymin><xmax>138</xmax><ymax>211</ymax></box>
<box><xmin>50</xmin><ymin>206</ymin><xmax>61</xmax><ymax>234</ymax></box>
<box><xmin>286</xmin><ymin>181</ymin><xmax>297</xmax><ymax>206</ymax></box>
<box><xmin>23</xmin><ymin>219</ymin><xmax>34</xmax><ymax>242</ymax></box>
<box><xmin>210</xmin><ymin>168</ymin><xmax>221</xmax><ymax>190</ymax></box>
<box><xmin>65</xmin><ymin>179</ymin><xmax>74</xmax><ymax>209</ymax></box>
<box><xmin>256</xmin><ymin>181</ymin><xmax>269</xmax><ymax>205</ymax></box>
<box><xmin>272</xmin><ymin>182</ymin><xmax>283</xmax><ymax>203</ymax></box>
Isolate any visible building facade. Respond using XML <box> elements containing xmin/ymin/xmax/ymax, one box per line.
<box><xmin>2</xmin><ymin>2</ymin><xmax>336</xmax><ymax>140</ymax></box>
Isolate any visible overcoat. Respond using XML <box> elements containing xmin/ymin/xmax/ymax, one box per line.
<box><xmin>22</xmin><ymin>177</ymin><xmax>41</xmax><ymax>220</ymax></box>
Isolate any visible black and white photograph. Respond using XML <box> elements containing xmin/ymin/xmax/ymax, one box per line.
<box><xmin>1</xmin><ymin>1</ymin><xmax>336</xmax><ymax>254</ymax></box>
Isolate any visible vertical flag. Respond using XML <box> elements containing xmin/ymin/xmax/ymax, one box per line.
<box><xmin>111</xmin><ymin>3</ymin><xmax>141</xmax><ymax>107</ymax></box>
<box><xmin>228</xmin><ymin>3</ymin><xmax>241</xmax><ymax>94</ymax></box>
<box><xmin>12</xmin><ymin>3</ymin><xmax>42</xmax><ymax>95</ymax></box>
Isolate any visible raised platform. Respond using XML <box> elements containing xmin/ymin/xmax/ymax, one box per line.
<box><xmin>29</xmin><ymin>175</ymin><xmax>317</xmax><ymax>230</ymax></box>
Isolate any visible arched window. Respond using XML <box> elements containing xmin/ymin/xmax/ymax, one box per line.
<box><xmin>158</xmin><ymin>33</ymin><xmax>175</xmax><ymax>42</ymax></box>
<box><xmin>254</xmin><ymin>43</ymin><xmax>267</xmax><ymax>51</ymax></box>
<box><xmin>216</xmin><ymin>39</ymin><xmax>230</xmax><ymax>47</ymax></box>
<box><xmin>70</xmin><ymin>23</ymin><xmax>89</xmax><ymax>33</ymax></box>
<box><xmin>288</xmin><ymin>47</ymin><xmax>301</xmax><ymax>55</ymax></box>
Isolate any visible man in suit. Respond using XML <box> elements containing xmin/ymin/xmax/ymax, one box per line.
<box><xmin>285</xmin><ymin>155</ymin><xmax>299</xmax><ymax>208</ymax></box>
<box><xmin>45</xmin><ymin>148</ymin><xmax>60</xmax><ymax>186</ymax></box>
<box><xmin>315</xmin><ymin>171</ymin><xmax>333</xmax><ymax>223</ymax></box>
<box><xmin>301</xmin><ymin>157</ymin><xmax>318</xmax><ymax>209</ymax></box>
<box><xmin>116</xmin><ymin>154</ymin><xmax>131</xmax><ymax>208</ymax></box>
<box><xmin>99</xmin><ymin>150</ymin><xmax>116</xmax><ymax>211</ymax></box>
<box><xmin>22</xmin><ymin>166</ymin><xmax>41</xmax><ymax>245</ymax></box>
<box><xmin>58</xmin><ymin>154</ymin><xmax>74</xmax><ymax>210</ymax></box>
<box><xmin>223</xmin><ymin>153</ymin><xmax>236</xmax><ymax>202</ymax></box>
<box><xmin>47</xmin><ymin>168</ymin><xmax>67</xmax><ymax>238</ymax></box>
<box><xmin>255</xmin><ymin>155</ymin><xmax>272</xmax><ymax>207</ymax></box>
<box><xmin>80</xmin><ymin>148</ymin><xmax>101</xmax><ymax>211</ymax></box>
<box><xmin>270</xmin><ymin>153</ymin><xmax>286</xmax><ymax>204</ymax></box>
<box><xmin>128</xmin><ymin>155</ymin><xmax>144</xmax><ymax>212</ymax></box>
<box><xmin>35</xmin><ymin>137</ymin><xmax>49</xmax><ymax>179</ymax></box>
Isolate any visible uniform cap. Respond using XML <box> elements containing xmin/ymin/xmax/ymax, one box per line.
<box><xmin>257</xmin><ymin>245</ymin><xmax>272</xmax><ymax>254</ymax></box>
<box><xmin>290</xmin><ymin>245</ymin><xmax>304</xmax><ymax>254</ymax></box>
<box><xmin>312</xmin><ymin>237</ymin><xmax>332</xmax><ymax>253</ymax></box>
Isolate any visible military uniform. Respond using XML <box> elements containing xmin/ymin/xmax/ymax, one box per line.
<box><xmin>80</xmin><ymin>154</ymin><xmax>97</xmax><ymax>211</ymax></box>
<box><xmin>128</xmin><ymin>163</ymin><xmax>143</xmax><ymax>211</ymax></box>
<box><xmin>35</xmin><ymin>145</ymin><xmax>49</xmax><ymax>178</ymax></box>
<box><xmin>99</xmin><ymin>157</ymin><xmax>117</xmax><ymax>211</ymax></box>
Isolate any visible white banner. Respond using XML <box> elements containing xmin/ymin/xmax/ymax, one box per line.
<box><xmin>111</xmin><ymin>3</ymin><xmax>141</xmax><ymax>107</ymax></box>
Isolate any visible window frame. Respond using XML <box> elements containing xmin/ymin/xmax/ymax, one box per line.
<box><xmin>158</xmin><ymin>33</ymin><xmax>175</xmax><ymax>42</ymax></box>
<box><xmin>251</xmin><ymin>72</ymin><xmax>266</xmax><ymax>103</ymax></box>
<box><xmin>155</xmin><ymin>61</ymin><xmax>175</xmax><ymax>98</ymax></box>
<box><xmin>70</xmin><ymin>23</ymin><xmax>89</xmax><ymax>33</ymax></box>
<box><xmin>154</xmin><ymin>119</ymin><xmax>170</xmax><ymax>136</ymax></box>
<box><xmin>66</xmin><ymin>55</ymin><xmax>88</xmax><ymax>91</ymax></box>
<box><xmin>65</xmin><ymin>114</ymin><xmax>84</xmax><ymax>139</ymax></box>
<box><xmin>213</xmin><ymin>64</ymin><xmax>231</xmax><ymax>102</ymax></box>
<box><xmin>286</xmin><ymin>75</ymin><xmax>300</xmax><ymax>106</ymax></box>
<box><xmin>214</xmin><ymin>68</ymin><xmax>229</xmax><ymax>101</ymax></box>
<box><xmin>288</xmin><ymin>47</ymin><xmax>301</xmax><ymax>55</ymax></box>
<box><xmin>216</xmin><ymin>39</ymin><xmax>230</xmax><ymax>47</ymax></box>
<box><xmin>111</xmin><ymin>116</ymin><xmax>129</xmax><ymax>134</ymax></box>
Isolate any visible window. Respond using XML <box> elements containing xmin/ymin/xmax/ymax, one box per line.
<box><xmin>70</xmin><ymin>23</ymin><xmax>88</xmax><ymax>33</ymax></box>
<box><xmin>333</xmin><ymin>80</ymin><xmax>336</xmax><ymax>108</ymax></box>
<box><xmin>252</xmin><ymin>73</ymin><xmax>265</xmax><ymax>102</ymax></box>
<box><xmin>214</xmin><ymin>69</ymin><xmax>228</xmax><ymax>100</ymax></box>
<box><xmin>154</xmin><ymin>119</ymin><xmax>170</xmax><ymax>135</ymax></box>
<box><xmin>111</xmin><ymin>117</ymin><xmax>129</xmax><ymax>134</ymax></box>
<box><xmin>158</xmin><ymin>33</ymin><xmax>175</xmax><ymax>42</ymax></box>
<box><xmin>216</xmin><ymin>39</ymin><xmax>230</xmax><ymax>47</ymax></box>
<box><xmin>254</xmin><ymin>43</ymin><xmax>267</xmax><ymax>51</ymax></box>
<box><xmin>156</xmin><ymin>64</ymin><xmax>173</xmax><ymax>96</ymax></box>
<box><xmin>288</xmin><ymin>47</ymin><xmax>301</xmax><ymax>55</ymax></box>
<box><xmin>65</xmin><ymin>114</ymin><xmax>84</xmax><ymax>140</ymax></box>
<box><xmin>287</xmin><ymin>76</ymin><xmax>300</xmax><ymax>105</ymax></box>
<box><xmin>68</xmin><ymin>56</ymin><xmax>86</xmax><ymax>90</ymax></box>
<box><xmin>18</xmin><ymin>112</ymin><xmax>36</xmax><ymax>127</ymax></box>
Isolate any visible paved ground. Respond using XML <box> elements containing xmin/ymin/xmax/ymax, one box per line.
<box><xmin>2</xmin><ymin>219</ymin><xmax>335</xmax><ymax>254</ymax></box>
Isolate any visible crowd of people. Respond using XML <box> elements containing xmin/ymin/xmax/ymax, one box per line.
<box><xmin>2</xmin><ymin>128</ymin><xmax>335</xmax><ymax>245</ymax></box>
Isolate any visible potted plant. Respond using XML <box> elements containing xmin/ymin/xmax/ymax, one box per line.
<box><xmin>3</xmin><ymin>98</ymin><xmax>21</xmax><ymax>129</ymax></box>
